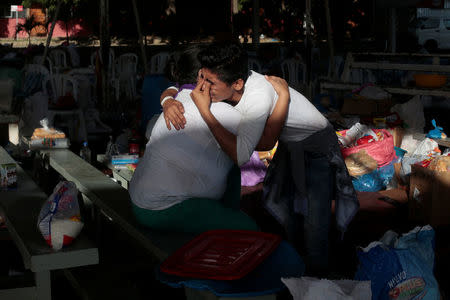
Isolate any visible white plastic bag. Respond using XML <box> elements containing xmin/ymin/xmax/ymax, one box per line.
<box><xmin>37</xmin><ymin>181</ymin><xmax>84</xmax><ymax>250</ymax></box>
<box><xmin>411</xmin><ymin>138</ymin><xmax>439</xmax><ymax>156</ymax></box>
<box><xmin>281</xmin><ymin>277</ymin><xmax>371</xmax><ymax>300</ymax></box>
<box><xmin>390</xmin><ymin>95</ymin><xmax>425</xmax><ymax>133</ymax></box>
<box><xmin>359</xmin><ymin>85</ymin><xmax>391</xmax><ymax>100</ymax></box>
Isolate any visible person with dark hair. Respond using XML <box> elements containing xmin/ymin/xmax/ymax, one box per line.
<box><xmin>162</xmin><ymin>42</ymin><xmax>359</xmax><ymax>276</ymax></box>
<box><xmin>130</xmin><ymin>45</ymin><xmax>288</xmax><ymax>234</ymax></box>
<box><xmin>130</xmin><ymin>44</ymin><xmax>257</xmax><ymax>233</ymax></box>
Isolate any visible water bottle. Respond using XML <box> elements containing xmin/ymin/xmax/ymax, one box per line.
<box><xmin>80</xmin><ymin>141</ymin><xmax>92</xmax><ymax>163</ymax></box>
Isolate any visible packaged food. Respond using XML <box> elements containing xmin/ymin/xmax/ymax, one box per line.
<box><xmin>0</xmin><ymin>163</ymin><xmax>17</xmax><ymax>190</ymax></box>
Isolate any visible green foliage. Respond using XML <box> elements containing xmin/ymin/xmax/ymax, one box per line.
<box><xmin>238</xmin><ymin>0</ymin><xmax>251</xmax><ymax>11</ymax></box>
<box><xmin>21</xmin><ymin>0</ymin><xmax>85</xmax><ymax>18</ymax></box>
<box><xmin>16</xmin><ymin>14</ymin><xmax>46</xmax><ymax>45</ymax></box>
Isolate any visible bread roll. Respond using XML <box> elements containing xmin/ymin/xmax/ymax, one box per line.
<box><xmin>31</xmin><ymin>128</ymin><xmax>66</xmax><ymax>140</ymax></box>
<box><xmin>345</xmin><ymin>150</ymin><xmax>378</xmax><ymax>177</ymax></box>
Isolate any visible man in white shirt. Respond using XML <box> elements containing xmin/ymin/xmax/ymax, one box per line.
<box><xmin>130</xmin><ymin>88</ymin><xmax>241</xmax><ymax>210</ymax></box>
<box><xmin>129</xmin><ymin>45</ymin><xmax>260</xmax><ymax>234</ymax></box>
<box><xmin>162</xmin><ymin>42</ymin><xmax>358</xmax><ymax>276</ymax></box>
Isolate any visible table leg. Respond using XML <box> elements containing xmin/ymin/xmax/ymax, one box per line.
<box><xmin>35</xmin><ymin>271</ymin><xmax>51</xmax><ymax>300</ymax></box>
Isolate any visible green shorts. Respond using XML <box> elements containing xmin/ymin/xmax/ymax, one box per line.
<box><xmin>131</xmin><ymin>165</ymin><xmax>259</xmax><ymax>234</ymax></box>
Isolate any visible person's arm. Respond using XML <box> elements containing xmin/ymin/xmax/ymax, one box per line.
<box><xmin>190</xmin><ymin>78</ymin><xmax>239</xmax><ymax>164</ymax></box>
<box><xmin>160</xmin><ymin>87</ymin><xmax>186</xmax><ymax>130</ymax></box>
<box><xmin>255</xmin><ymin>75</ymin><xmax>290</xmax><ymax>151</ymax></box>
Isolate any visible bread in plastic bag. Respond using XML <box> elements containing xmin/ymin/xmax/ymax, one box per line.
<box><xmin>37</xmin><ymin>181</ymin><xmax>84</xmax><ymax>250</ymax></box>
<box><xmin>345</xmin><ymin>150</ymin><xmax>378</xmax><ymax>177</ymax></box>
<box><xmin>428</xmin><ymin>155</ymin><xmax>450</xmax><ymax>172</ymax></box>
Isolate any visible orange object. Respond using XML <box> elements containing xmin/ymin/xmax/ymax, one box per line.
<box><xmin>414</xmin><ymin>74</ymin><xmax>447</xmax><ymax>88</ymax></box>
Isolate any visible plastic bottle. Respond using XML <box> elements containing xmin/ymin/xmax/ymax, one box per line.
<box><xmin>80</xmin><ymin>142</ymin><xmax>92</xmax><ymax>163</ymax></box>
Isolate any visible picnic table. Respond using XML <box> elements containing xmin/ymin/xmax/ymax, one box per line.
<box><xmin>0</xmin><ymin>146</ymin><xmax>98</xmax><ymax>300</ymax></box>
<box><xmin>38</xmin><ymin>148</ymin><xmax>281</xmax><ymax>299</ymax></box>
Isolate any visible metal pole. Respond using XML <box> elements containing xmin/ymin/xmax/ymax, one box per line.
<box><xmin>325</xmin><ymin>0</ymin><xmax>336</xmax><ymax>79</ymax></box>
<box><xmin>389</xmin><ymin>8</ymin><xmax>397</xmax><ymax>53</ymax></box>
<box><xmin>252</xmin><ymin>0</ymin><xmax>260</xmax><ymax>46</ymax></box>
<box><xmin>304</xmin><ymin>0</ymin><xmax>312</xmax><ymax>98</ymax></box>
<box><xmin>100</xmin><ymin>0</ymin><xmax>111</xmax><ymax>108</ymax></box>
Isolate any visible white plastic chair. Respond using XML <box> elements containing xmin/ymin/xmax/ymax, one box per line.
<box><xmin>49</xmin><ymin>49</ymin><xmax>68</xmax><ymax>74</ymax></box>
<box><xmin>90</xmin><ymin>48</ymin><xmax>115</xmax><ymax>76</ymax></box>
<box><xmin>248</xmin><ymin>58</ymin><xmax>262</xmax><ymax>73</ymax></box>
<box><xmin>33</xmin><ymin>55</ymin><xmax>53</xmax><ymax>75</ymax></box>
<box><xmin>22</xmin><ymin>64</ymin><xmax>50</xmax><ymax>96</ymax></box>
<box><xmin>68</xmin><ymin>68</ymin><xmax>96</xmax><ymax>111</ymax></box>
<box><xmin>281</xmin><ymin>58</ymin><xmax>307</xmax><ymax>91</ymax></box>
<box><xmin>327</xmin><ymin>55</ymin><xmax>344</xmax><ymax>80</ymax></box>
<box><xmin>43</xmin><ymin>74</ymin><xmax>87</xmax><ymax>142</ymax></box>
<box><xmin>23</xmin><ymin>64</ymin><xmax>50</xmax><ymax>77</ymax></box>
<box><xmin>149</xmin><ymin>52</ymin><xmax>169</xmax><ymax>74</ymax></box>
<box><xmin>115</xmin><ymin>53</ymin><xmax>138</xmax><ymax>100</ymax></box>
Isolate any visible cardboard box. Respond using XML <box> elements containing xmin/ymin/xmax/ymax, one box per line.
<box><xmin>409</xmin><ymin>164</ymin><xmax>450</xmax><ymax>227</ymax></box>
<box><xmin>341</xmin><ymin>96</ymin><xmax>392</xmax><ymax>116</ymax></box>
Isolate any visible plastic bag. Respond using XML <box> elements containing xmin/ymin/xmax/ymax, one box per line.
<box><xmin>426</xmin><ymin>119</ymin><xmax>447</xmax><ymax>140</ymax></box>
<box><xmin>411</xmin><ymin>138</ymin><xmax>440</xmax><ymax>157</ymax></box>
<box><xmin>339</xmin><ymin>128</ymin><xmax>395</xmax><ymax>168</ymax></box>
<box><xmin>240</xmin><ymin>151</ymin><xmax>267</xmax><ymax>186</ymax></box>
<box><xmin>390</xmin><ymin>95</ymin><xmax>425</xmax><ymax>132</ymax></box>
<box><xmin>281</xmin><ymin>277</ymin><xmax>371</xmax><ymax>300</ymax></box>
<box><xmin>37</xmin><ymin>181</ymin><xmax>84</xmax><ymax>250</ymax></box>
<box><xmin>352</xmin><ymin>169</ymin><xmax>384</xmax><ymax>192</ymax></box>
<box><xmin>359</xmin><ymin>85</ymin><xmax>391</xmax><ymax>100</ymax></box>
<box><xmin>355</xmin><ymin>225</ymin><xmax>440</xmax><ymax>300</ymax></box>
<box><xmin>345</xmin><ymin>150</ymin><xmax>378</xmax><ymax>177</ymax></box>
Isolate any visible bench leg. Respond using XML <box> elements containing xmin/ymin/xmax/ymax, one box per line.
<box><xmin>35</xmin><ymin>271</ymin><xmax>51</xmax><ymax>300</ymax></box>
<box><xmin>184</xmin><ymin>288</ymin><xmax>277</xmax><ymax>300</ymax></box>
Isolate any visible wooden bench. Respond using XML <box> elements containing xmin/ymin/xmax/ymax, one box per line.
<box><xmin>40</xmin><ymin>149</ymin><xmax>278</xmax><ymax>300</ymax></box>
<box><xmin>0</xmin><ymin>146</ymin><xmax>99</xmax><ymax>300</ymax></box>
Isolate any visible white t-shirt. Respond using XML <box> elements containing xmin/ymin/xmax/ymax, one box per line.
<box><xmin>235</xmin><ymin>71</ymin><xmax>328</xmax><ymax>166</ymax></box>
<box><xmin>129</xmin><ymin>89</ymin><xmax>241</xmax><ymax>210</ymax></box>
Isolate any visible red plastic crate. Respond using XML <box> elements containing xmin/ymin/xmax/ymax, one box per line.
<box><xmin>160</xmin><ymin>229</ymin><xmax>282</xmax><ymax>280</ymax></box>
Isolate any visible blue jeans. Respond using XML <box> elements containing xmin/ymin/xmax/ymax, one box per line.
<box><xmin>303</xmin><ymin>151</ymin><xmax>333</xmax><ymax>276</ymax></box>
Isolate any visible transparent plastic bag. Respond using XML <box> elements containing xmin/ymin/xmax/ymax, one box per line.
<box><xmin>37</xmin><ymin>181</ymin><xmax>84</xmax><ymax>250</ymax></box>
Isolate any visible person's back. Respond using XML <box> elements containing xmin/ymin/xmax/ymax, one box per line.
<box><xmin>129</xmin><ymin>44</ymin><xmax>259</xmax><ymax>234</ymax></box>
<box><xmin>130</xmin><ymin>88</ymin><xmax>241</xmax><ymax>210</ymax></box>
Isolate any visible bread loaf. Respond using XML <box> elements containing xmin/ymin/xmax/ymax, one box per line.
<box><xmin>31</xmin><ymin>128</ymin><xmax>66</xmax><ymax>140</ymax></box>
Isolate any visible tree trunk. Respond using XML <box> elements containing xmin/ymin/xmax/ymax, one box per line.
<box><xmin>65</xmin><ymin>21</ymin><xmax>69</xmax><ymax>43</ymax></box>
<box><xmin>41</xmin><ymin>0</ymin><xmax>62</xmax><ymax>66</ymax></box>
<box><xmin>131</xmin><ymin>0</ymin><xmax>148</xmax><ymax>75</ymax></box>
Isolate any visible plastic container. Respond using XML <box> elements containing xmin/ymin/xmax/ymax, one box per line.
<box><xmin>79</xmin><ymin>142</ymin><xmax>91</xmax><ymax>163</ymax></box>
<box><xmin>111</xmin><ymin>154</ymin><xmax>139</xmax><ymax>165</ymax></box>
<box><xmin>414</xmin><ymin>74</ymin><xmax>447</xmax><ymax>88</ymax></box>
<box><xmin>160</xmin><ymin>229</ymin><xmax>282</xmax><ymax>280</ymax></box>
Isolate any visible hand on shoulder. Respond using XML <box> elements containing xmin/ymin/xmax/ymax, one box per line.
<box><xmin>265</xmin><ymin>75</ymin><xmax>289</xmax><ymax>99</ymax></box>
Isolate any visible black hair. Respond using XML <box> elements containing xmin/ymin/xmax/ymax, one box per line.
<box><xmin>198</xmin><ymin>42</ymin><xmax>249</xmax><ymax>85</ymax></box>
<box><xmin>166</xmin><ymin>44</ymin><xmax>206</xmax><ymax>85</ymax></box>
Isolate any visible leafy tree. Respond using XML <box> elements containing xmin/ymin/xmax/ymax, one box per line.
<box><xmin>22</xmin><ymin>0</ymin><xmax>89</xmax><ymax>43</ymax></box>
<box><xmin>15</xmin><ymin>14</ymin><xmax>46</xmax><ymax>45</ymax></box>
